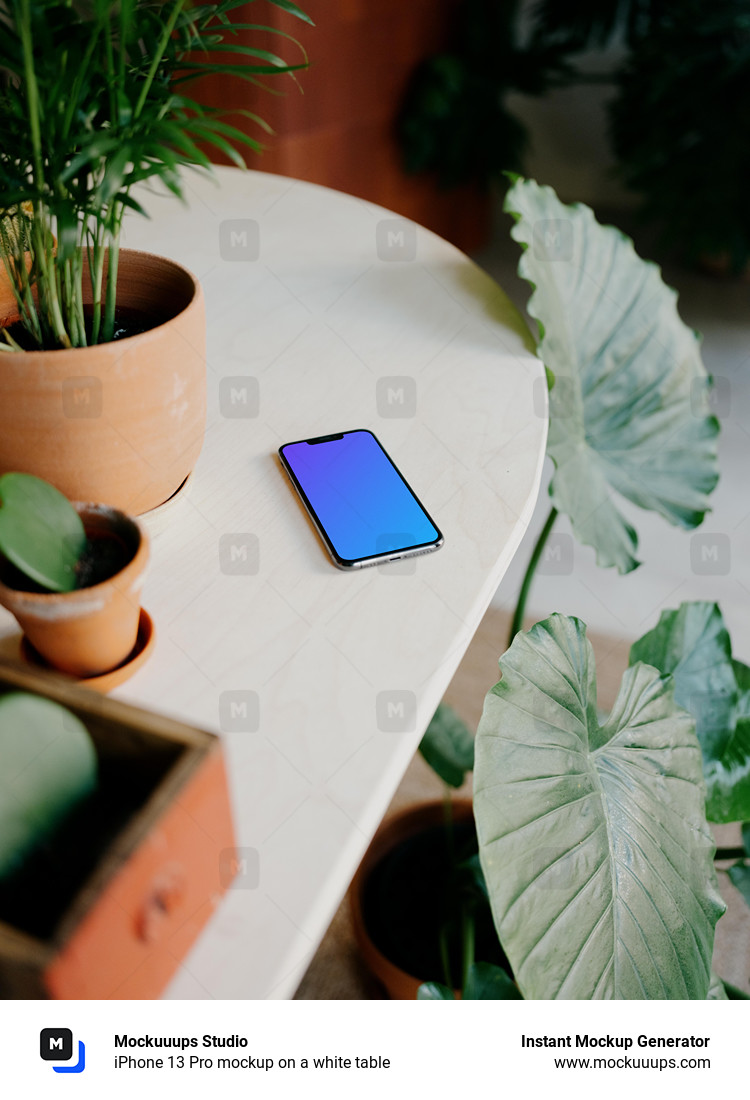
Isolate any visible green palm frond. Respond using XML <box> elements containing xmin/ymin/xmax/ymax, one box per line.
<box><xmin>0</xmin><ymin>0</ymin><xmax>311</xmax><ymax>350</ymax></box>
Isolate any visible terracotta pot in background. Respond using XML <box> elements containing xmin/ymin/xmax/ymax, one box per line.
<box><xmin>196</xmin><ymin>0</ymin><xmax>493</xmax><ymax>254</ymax></box>
<box><xmin>0</xmin><ymin>249</ymin><xmax>206</xmax><ymax>515</ymax></box>
<box><xmin>698</xmin><ymin>252</ymin><xmax>750</xmax><ymax>282</ymax></box>
<box><xmin>0</xmin><ymin>263</ymin><xmax>23</xmax><ymax>328</ymax></box>
<box><xmin>350</xmin><ymin>799</ymin><xmax>476</xmax><ymax>1000</ymax></box>
<box><xmin>0</xmin><ymin>503</ymin><xmax>149</xmax><ymax>677</ymax></box>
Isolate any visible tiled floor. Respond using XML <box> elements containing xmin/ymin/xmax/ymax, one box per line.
<box><xmin>473</xmin><ymin>209</ymin><xmax>750</xmax><ymax>662</ymax></box>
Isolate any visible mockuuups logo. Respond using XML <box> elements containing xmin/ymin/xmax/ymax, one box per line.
<box><xmin>40</xmin><ymin>1028</ymin><xmax>86</xmax><ymax>1074</ymax></box>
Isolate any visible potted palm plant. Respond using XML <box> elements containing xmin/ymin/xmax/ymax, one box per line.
<box><xmin>0</xmin><ymin>0</ymin><xmax>310</xmax><ymax>514</ymax></box>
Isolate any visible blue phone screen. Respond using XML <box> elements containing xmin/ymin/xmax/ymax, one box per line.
<box><xmin>281</xmin><ymin>430</ymin><xmax>440</xmax><ymax>563</ymax></box>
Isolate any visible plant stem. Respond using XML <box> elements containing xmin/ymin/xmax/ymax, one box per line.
<box><xmin>73</xmin><ymin>250</ymin><xmax>86</xmax><ymax>347</ymax></box>
<box><xmin>437</xmin><ymin>788</ymin><xmax>457</xmax><ymax>989</ymax></box>
<box><xmin>507</xmin><ymin>505</ymin><xmax>558</xmax><ymax>648</ymax></box>
<box><xmin>101</xmin><ymin>229</ymin><xmax>120</xmax><ymax>343</ymax></box>
<box><xmin>89</xmin><ymin>237</ymin><xmax>105</xmax><ymax>345</ymax></box>
<box><xmin>19</xmin><ymin>0</ymin><xmax>45</xmax><ymax>188</ymax></box>
<box><xmin>19</xmin><ymin>3</ymin><xmax>71</xmax><ymax>347</ymax></box>
<box><xmin>0</xmin><ymin>327</ymin><xmax>24</xmax><ymax>352</ymax></box>
<box><xmin>715</xmin><ymin>847</ymin><xmax>747</xmax><ymax>862</ymax></box>
<box><xmin>32</xmin><ymin>209</ymin><xmax>70</xmax><ymax>348</ymax></box>
<box><xmin>62</xmin><ymin>259</ymin><xmax>75</xmax><ymax>343</ymax></box>
<box><xmin>134</xmin><ymin>0</ymin><xmax>187</xmax><ymax>119</ymax></box>
<box><xmin>442</xmin><ymin>787</ymin><xmax>455</xmax><ymax>865</ymax></box>
<box><xmin>104</xmin><ymin>10</ymin><xmax>118</xmax><ymax>124</ymax></box>
<box><xmin>460</xmin><ymin>909</ymin><xmax>475</xmax><ymax>993</ymax></box>
<box><xmin>438</xmin><ymin>925</ymin><xmax>452</xmax><ymax>990</ymax></box>
<box><xmin>61</xmin><ymin>20</ymin><xmax>101</xmax><ymax>141</ymax></box>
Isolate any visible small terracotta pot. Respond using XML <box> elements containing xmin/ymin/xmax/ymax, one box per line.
<box><xmin>0</xmin><ymin>249</ymin><xmax>206</xmax><ymax>515</ymax></box>
<box><xmin>0</xmin><ymin>504</ymin><xmax>149</xmax><ymax>677</ymax></box>
<box><xmin>0</xmin><ymin>262</ymin><xmax>23</xmax><ymax>328</ymax></box>
<box><xmin>350</xmin><ymin>799</ymin><xmax>475</xmax><ymax>1000</ymax></box>
<box><xmin>698</xmin><ymin>252</ymin><xmax>750</xmax><ymax>282</ymax></box>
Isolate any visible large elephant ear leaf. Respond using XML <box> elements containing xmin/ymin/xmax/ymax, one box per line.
<box><xmin>630</xmin><ymin>602</ymin><xmax>750</xmax><ymax>824</ymax></box>
<box><xmin>504</xmin><ymin>177</ymin><xmax>719</xmax><ymax>574</ymax></box>
<box><xmin>473</xmin><ymin>614</ymin><xmax>725</xmax><ymax>999</ymax></box>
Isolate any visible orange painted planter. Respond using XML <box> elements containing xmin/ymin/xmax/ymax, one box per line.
<box><xmin>0</xmin><ymin>504</ymin><xmax>148</xmax><ymax>678</ymax></box>
<box><xmin>0</xmin><ymin>658</ymin><xmax>236</xmax><ymax>999</ymax></box>
<box><xmin>350</xmin><ymin>799</ymin><xmax>475</xmax><ymax>1000</ymax></box>
<box><xmin>0</xmin><ymin>249</ymin><xmax>206</xmax><ymax>515</ymax></box>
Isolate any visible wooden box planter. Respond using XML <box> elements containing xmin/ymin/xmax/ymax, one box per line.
<box><xmin>0</xmin><ymin>658</ymin><xmax>235</xmax><ymax>999</ymax></box>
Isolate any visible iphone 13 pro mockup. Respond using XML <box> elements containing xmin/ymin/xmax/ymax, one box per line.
<box><xmin>279</xmin><ymin>429</ymin><xmax>443</xmax><ymax>570</ymax></box>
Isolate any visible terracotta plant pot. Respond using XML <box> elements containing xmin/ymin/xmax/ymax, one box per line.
<box><xmin>698</xmin><ymin>252</ymin><xmax>750</xmax><ymax>282</ymax></box>
<box><xmin>0</xmin><ymin>249</ymin><xmax>206</xmax><ymax>515</ymax></box>
<box><xmin>0</xmin><ymin>264</ymin><xmax>21</xmax><ymax>328</ymax></box>
<box><xmin>0</xmin><ymin>503</ymin><xmax>149</xmax><ymax>677</ymax></box>
<box><xmin>350</xmin><ymin>799</ymin><xmax>478</xmax><ymax>1000</ymax></box>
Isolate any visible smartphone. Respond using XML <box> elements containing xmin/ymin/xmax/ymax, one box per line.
<box><xmin>279</xmin><ymin>429</ymin><xmax>443</xmax><ymax>570</ymax></box>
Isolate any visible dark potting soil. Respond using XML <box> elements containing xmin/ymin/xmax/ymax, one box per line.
<box><xmin>0</xmin><ymin>743</ymin><xmax>178</xmax><ymax>940</ymax></box>
<box><xmin>362</xmin><ymin>819</ymin><xmax>512</xmax><ymax>990</ymax></box>
<box><xmin>0</xmin><ymin>531</ymin><xmax>134</xmax><ymax>594</ymax></box>
<box><xmin>74</xmin><ymin>531</ymin><xmax>133</xmax><ymax>589</ymax></box>
<box><xmin>4</xmin><ymin>307</ymin><xmax>159</xmax><ymax>351</ymax></box>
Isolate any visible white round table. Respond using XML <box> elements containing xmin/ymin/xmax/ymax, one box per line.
<box><xmin>1</xmin><ymin>167</ymin><xmax>547</xmax><ymax>998</ymax></box>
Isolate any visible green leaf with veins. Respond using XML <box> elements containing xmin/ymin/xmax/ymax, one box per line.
<box><xmin>728</xmin><ymin>864</ymin><xmax>750</xmax><ymax>908</ymax></box>
<box><xmin>705</xmin><ymin>718</ymin><xmax>750</xmax><ymax>825</ymax></box>
<box><xmin>419</xmin><ymin>703</ymin><xmax>474</xmax><ymax>788</ymax></box>
<box><xmin>629</xmin><ymin>602</ymin><xmax>750</xmax><ymax>823</ymax></box>
<box><xmin>504</xmin><ymin>177</ymin><xmax>719</xmax><ymax>574</ymax></box>
<box><xmin>474</xmin><ymin>614</ymin><xmax>724</xmax><ymax>999</ymax></box>
<box><xmin>629</xmin><ymin>603</ymin><xmax>736</xmax><ymax>760</ymax></box>
<box><xmin>734</xmin><ymin>662</ymin><xmax>750</xmax><ymax>720</ymax></box>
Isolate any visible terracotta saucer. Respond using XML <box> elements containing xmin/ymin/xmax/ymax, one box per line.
<box><xmin>19</xmin><ymin>608</ymin><xmax>155</xmax><ymax>694</ymax></box>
